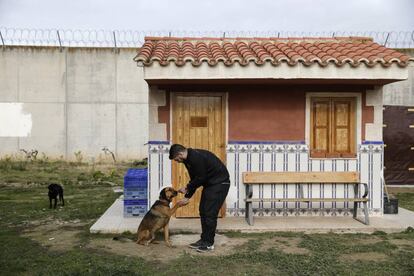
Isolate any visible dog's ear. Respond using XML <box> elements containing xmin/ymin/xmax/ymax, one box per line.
<box><xmin>159</xmin><ymin>188</ymin><xmax>167</xmax><ymax>200</ymax></box>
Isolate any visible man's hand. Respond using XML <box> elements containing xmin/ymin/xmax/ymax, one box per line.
<box><xmin>176</xmin><ymin>198</ymin><xmax>190</xmax><ymax>207</ymax></box>
<box><xmin>178</xmin><ymin>187</ymin><xmax>188</xmax><ymax>194</ymax></box>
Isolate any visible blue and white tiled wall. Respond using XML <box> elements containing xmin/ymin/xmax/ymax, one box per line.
<box><xmin>148</xmin><ymin>141</ymin><xmax>384</xmax><ymax>217</ymax></box>
<box><xmin>148</xmin><ymin>142</ymin><xmax>171</xmax><ymax>208</ymax></box>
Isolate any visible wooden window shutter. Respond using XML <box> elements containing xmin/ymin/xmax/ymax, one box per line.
<box><xmin>311</xmin><ymin>97</ymin><xmax>356</xmax><ymax>158</ymax></box>
<box><xmin>332</xmin><ymin>99</ymin><xmax>356</xmax><ymax>157</ymax></box>
<box><xmin>311</xmin><ymin>99</ymin><xmax>330</xmax><ymax>157</ymax></box>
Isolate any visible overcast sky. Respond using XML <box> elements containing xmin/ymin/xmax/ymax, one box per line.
<box><xmin>0</xmin><ymin>0</ymin><xmax>413</xmax><ymax>31</ymax></box>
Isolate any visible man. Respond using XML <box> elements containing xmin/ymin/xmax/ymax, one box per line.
<box><xmin>169</xmin><ymin>144</ymin><xmax>230</xmax><ymax>253</ymax></box>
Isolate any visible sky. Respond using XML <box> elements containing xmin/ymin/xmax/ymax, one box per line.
<box><xmin>0</xmin><ymin>0</ymin><xmax>413</xmax><ymax>31</ymax></box>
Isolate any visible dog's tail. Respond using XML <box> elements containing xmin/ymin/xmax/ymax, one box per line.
<box><xmin>59</xmin><ymin>190</ymin><xmax>64</xmax><ymax>206</ymax></box>
<box><xmin>113</xmin><ymin>236</ymin><xmax>134</xmax><ymax>242</ymax></box>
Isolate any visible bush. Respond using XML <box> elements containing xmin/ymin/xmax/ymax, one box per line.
<box><xmin>132</xmin><ymin>158</ymin><xmax>147</xmax><ymax>167</ymax></box>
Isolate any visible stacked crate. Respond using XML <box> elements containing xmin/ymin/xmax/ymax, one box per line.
<box><xmin>123</xmin><ymin>168</ymin><xmax>148</xmax><ymax>217</ymax></box>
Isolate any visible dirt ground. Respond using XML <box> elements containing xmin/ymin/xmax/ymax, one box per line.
<box><xmin>23</xmin><ymin>219</ymin><xmax>412</xmax><ymax>263</ymax></box>
<box><xmin>87</xmin><ymin>234</ymin><xmax>247</xmax><ymax>261</ymax></box>
<box><xmin>21</xmin><ymin>219</ymin><xmax>89</xmax><ymax>251</ymax></box>
<box><xmin>259</xmin><ymin>236</ymin><xmax>310</xmax><ymax>254</ymax></box>
<box><xmin>21</xmin><ymin>219</ymin><xmax>249</xmax><ymax>261</ymax></box>
<box><xmin>20</xmin><ymin>219</ymin><xmax>318</xmax><ymax>262</ymax></box>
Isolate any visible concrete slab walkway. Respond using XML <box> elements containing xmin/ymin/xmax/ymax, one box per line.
<box><xmin>90</xmin><ymin>196</ymin><xmax>414</xmax><ymax>234</ymax></box>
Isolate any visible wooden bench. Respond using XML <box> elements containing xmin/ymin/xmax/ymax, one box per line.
<box><xmin>243</xmin><ymin>172</ymin><xmax>369</xmax><ymax>225</ymax></box>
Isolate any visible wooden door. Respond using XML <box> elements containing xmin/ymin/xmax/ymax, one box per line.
<box><xmin>172</xmin><ymin>93</ymin><xmax>226</xmax><ymax>217</ymax></box>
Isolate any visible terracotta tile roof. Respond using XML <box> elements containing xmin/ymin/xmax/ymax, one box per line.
<box><xmin>134</xmin><ymin>37</ymin><xmax>413</xmax><ymax>68</ymax></box>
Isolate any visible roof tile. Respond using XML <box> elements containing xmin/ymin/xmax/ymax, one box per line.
<box><xmin>134</xmin><ymin>36</ymin><xmax>413</xmax><ymax>67</ymax></box>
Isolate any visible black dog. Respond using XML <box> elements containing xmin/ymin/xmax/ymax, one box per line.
<box><xmin>48</xmin><ymin>183</ymin><xmax>64</xmax><ymax>209</ymax></box>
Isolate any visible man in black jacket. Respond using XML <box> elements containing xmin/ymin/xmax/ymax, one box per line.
<box><xmin>169</xmin><ymin>144</ymin><xmax>230</xmax><ymax>253</ymax></box>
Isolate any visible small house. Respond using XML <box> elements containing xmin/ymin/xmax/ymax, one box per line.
<box><xmin>134</xmin><ymin>36</ymin><xmax>412</xmax><ymax>218</ymax></box>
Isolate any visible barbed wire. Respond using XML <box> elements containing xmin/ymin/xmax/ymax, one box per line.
<box><xmin>0</xmin><ymin>28</ymin><xmax>413</xmax><ymax>48</ymax></box>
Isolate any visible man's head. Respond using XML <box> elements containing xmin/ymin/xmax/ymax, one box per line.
<box><xmin>169</xmin><ymin>144</ymin><xmax>187</xmax><ymax>163</ymax></box>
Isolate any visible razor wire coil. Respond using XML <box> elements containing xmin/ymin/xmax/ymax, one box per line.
<box><xmin>0</xmin><ymin>28</ymin><xmax>413</xmax><ymax>48</ymax></box>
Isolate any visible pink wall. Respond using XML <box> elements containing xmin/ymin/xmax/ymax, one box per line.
<box><xmin>228</xmin><ymin>90</ymin><xmax>305</xmax><ymax>141</ymax></box>
<box><xmin>156</xmin><ymin>84</ymin><xmax>374</xmax><ymax>142</ymax></box>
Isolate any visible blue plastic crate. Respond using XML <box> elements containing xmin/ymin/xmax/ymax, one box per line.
<box><xmin>124</xmin><ymin>199</ymin><xmax>147</xmax><ymax>206</ymax></box>
<box><xmin>124</xmin><ymin>183</ymin><xmax>147</xmax><ymax>189</ymax></box>
<box><xmin>124</xmin><ymin>180</ymin><xmax>147</xmax><ymax>188</ymax></box>
<box><xmin>123</xmin><ymin>205</ymin><xmax>147</xmax><ymax>217</ymax></box>
<box><xmin>123</xmin><ymin>199</ymin><xmax>148</xmax><ymax>217</ymax></box>
<box><xmin>124</xmin><ymin>187</ymin><xmax>147</xmax><ymax>200</ymax></box>
<box><xmin>124</xmin><ymin>168</ymin><xmax>148</xmax><ymax>188</ymax></box>
<box><xmin>124</xmin><ymin>168</ymin><xmax>148</xmax><ymax>181</ymax></box>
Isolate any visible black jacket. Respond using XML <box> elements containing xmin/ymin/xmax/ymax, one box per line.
<box><xmin>184</xmin><ymin>148</ymin><xmax>230</xmax><ymax>198</ymax></box>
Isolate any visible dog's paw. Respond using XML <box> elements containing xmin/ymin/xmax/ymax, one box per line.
<box><xmin>165</xmin><ymin>241</ymin><xmax>173</xmax><ymax>247</ymax></box>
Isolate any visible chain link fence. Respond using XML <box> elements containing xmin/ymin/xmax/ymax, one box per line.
<box><xmin>0</xmin><ymin>28</ymin><xmax>413</xmax><ymax>48</ymax></box>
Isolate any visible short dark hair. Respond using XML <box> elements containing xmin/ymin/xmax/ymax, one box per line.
<box><xmin>169</xmin><ymin>144</ymin><xmax>186</xmax><ymax>160</ymax></box>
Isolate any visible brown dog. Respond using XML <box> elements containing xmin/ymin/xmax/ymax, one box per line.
<box><xmin>136</xmin><ymin>187</ymin><xmax>183</xmax><ymax>247</ymax></box>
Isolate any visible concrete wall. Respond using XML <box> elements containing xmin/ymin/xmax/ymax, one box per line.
<box><xmin>365</xmin><ymin>86</ymin><xmax>384</xmax><ymax>141</ymax></box>
<box><xmin>383</xmin><ymin>49</ymin><xmax>414</xmax><ymax>106</ymax></box>
<box><xmin>148</xmin><ymin>86</ymin><xmax>168</xmax><ymax>142</ymax></box>
<box><xmin>0</xmin><ymin>46</ymin><xmax>148</xmax><ymax>161</ymax></box>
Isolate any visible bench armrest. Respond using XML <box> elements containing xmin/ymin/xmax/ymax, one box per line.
<box><xmin>359</xmin><ymin>183</ymin><xmax>369</xmax><ymax>198</ymax></box>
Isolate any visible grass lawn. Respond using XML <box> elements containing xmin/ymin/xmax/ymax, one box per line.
<box><xmin>1</xmin><ymin>160</ymin><xmax>414</xmax><ymax>275</ymax></box>
<box><xmin>388</xmin><ymin>187</ymin><xmax>414</xmax><ymax>212</ymax></box>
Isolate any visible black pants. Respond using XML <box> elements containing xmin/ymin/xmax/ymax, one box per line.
<box><xmin>199</xmin><ymin>182</ymin><xmax>230</xmax><ymax>245</ymax></box>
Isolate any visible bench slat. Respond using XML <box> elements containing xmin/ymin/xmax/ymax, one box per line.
<box><xmin>245</xmin><ymin>198</ymin><xmax>369</xmax><ymax>202</ymax></box>
<box><xmin>243</xmin><ymin>172</ymin><xmax>359</xmax><ymax>184</ymax></box>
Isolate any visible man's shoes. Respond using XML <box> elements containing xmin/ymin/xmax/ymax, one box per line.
<box><xmin>196</xmin><ymin>243</ymin><xmax>214</xmax><ymax>253</ymax></box>
<box><xmin>188</xmin><ymin>239</ymin><xmax>204</xmax><ymax>249</ymax></box>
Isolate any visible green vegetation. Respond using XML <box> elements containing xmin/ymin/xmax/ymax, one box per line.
<box><xmin>395</xmin><ymin>193</ymin><xmax>414</xmax><ymax>212</ymax></box>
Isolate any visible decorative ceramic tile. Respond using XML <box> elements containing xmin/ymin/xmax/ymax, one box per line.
<box><xmin>149</xmin><ymin>141</ymin><xmax>384</xmax><ymax>217</ymax></box>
